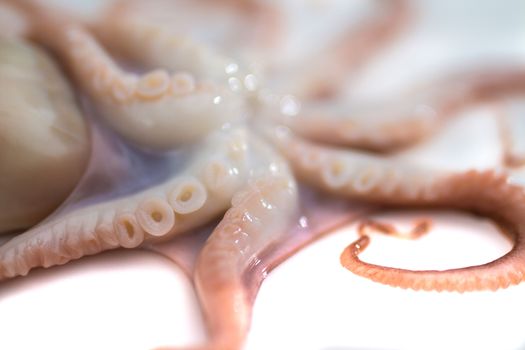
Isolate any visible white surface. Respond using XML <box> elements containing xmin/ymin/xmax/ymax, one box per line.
<box><xmin>1</xmin><ymin>1</ymin><xmax>525</xmax><ymax>350</ymax></box>
<box><xmin>249</xmin><ymin>211</ymin><xmax>525</xmax><ymax>350</ymax></box>
<box><xmin>0</xmin><ymin>252</ymin><xmax>205</xmax><ymax>350</ymax></box>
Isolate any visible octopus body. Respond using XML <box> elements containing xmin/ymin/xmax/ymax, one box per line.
<box><xmin>1</xmin><ymin>0</ymin><xmax>525</xmax><ymax>349</ymax></box>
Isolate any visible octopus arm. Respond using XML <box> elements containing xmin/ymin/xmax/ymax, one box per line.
<box><xmin>168</xmin><ymin>174</ymin><xmax>298</xmax><ymax>350</ymax></box>
<box><xmin>341</xmin><ymin>171</ymin><xmax>525</xmax><ymax>292</ymax></box>
<box><xmin>150</xmin><ymin>136</ymin><xmax>298</xmax><ymax>350</ymax></box>
<box><xmin>279</xmin><ymin>98</ymin><xmax>441</xmax><ymax>153</ymax></box>
<box><xmin>91</xmin><ymin>0</ymin><xmax>275</xmax><ymax>92</ymax></box>
<box><xmin>0</xmin><ymin>128</ymin><xmax>250</xmax><ymax>281</ymax></box>
<box><xmin>9</xmin><ymin>0</ymin><xmax>245</xmax><ymax>151</ymax></box>
<box><xmin>270</xmin><ymin>127</ymin><xmax>525</xmax><ymax>292</ymax></box>
<box><xmin>267</xmin><ymin>125</ymin><xmax>438</xmax><ymax>201</ymax></box>
<box><xmin>279</xmin><ymin>67</ymin><xmax>525</xmax><ymax>152</ymax></box>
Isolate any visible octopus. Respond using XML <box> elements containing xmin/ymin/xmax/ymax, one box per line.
<box><xmin>1</xmin><ymin>0</ymin><xmax>525</xmax><ymax>349</ymax></box>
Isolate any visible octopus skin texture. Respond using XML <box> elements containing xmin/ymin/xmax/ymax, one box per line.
<box><xmin>1</xmin><ymin>1</ymin><xmax>525</xmax><ymax>350</ymax></box>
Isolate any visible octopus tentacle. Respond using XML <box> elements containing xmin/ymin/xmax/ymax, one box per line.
<box><xmin>9</xmin><ymin>0</ymin><xmax>245</xmax><ymax>151</ymax></box>
<box><xmin>0</xmin><ymin>128</ymin><xmax>251</xmax><ymax>281</ymax></box>
<box><xmin>356</xmin><ymin>218</ymin><xmax>432</xmax><ymax>240</ymax></box>
<box><xmin>267</xmin><ymin>126</ymin><xmax>525</xmax><ymax>291</ymax></box>
<box><xmin>341</xmin><ymin>171</ymin><xmax>525</xmax><ymax>292</ymax></box>
<box><xmin>190</xmin><ymin>174</ymin><xmax>298</xmax><ymax>350</ymax></box>
<box><xmin>152</xmin><ymin>135</ymin><xmax>298</xmax><ymax>350</ymax></box>
<box><xmin>92</xmin><ymin>0</ymin><xmax>279</xmax><ymax>93</ymax></box>
<box><xmin>267</xmin><ymin>125</ymin><xmax>439</xmax><ymax>202</ymax></box>
<box><xmin>273</xmin><ymin>67</ymin><xmax>525</xmax><ymax>152</ymax></box>
<box><xmin>1</xmin><ymin>1</ymin><xmax>524</xmax><ymax>349</ymax></box>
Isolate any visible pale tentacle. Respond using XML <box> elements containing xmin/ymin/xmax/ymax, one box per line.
<box><xmin>191</xmin><ymin>175</ymin><xmax>298</xmax><ymax>350</ymax></box>
<box><xmin>266</xmin><ymin>125</ymin><xmax>440</xmax><ymax>203</ymax></box>
<box><xmin>9</xmin><ymin>0</ymin><xmax>245</xmax><ymax>150</ymax></box>
<box><xmin>0</xmin><ymin>37</ymin><xmax>89</xmax><ymax>234</ymax></box>
<box><xmin>153</xmin><ymin>135</ymin><xmax>298</xmax><ymax>350</ymax></box>
<box><xmin>497</xmin><ymin>98</ymin><xmax>525</xmax><ymax>167</ymax></box>
<box><xmin>0</xmin><ymin>128</ymin><xmax>251</xmax><ymax>280</ymax></box>
<box><xmin>269</xmin><ymin>67</ymin><xmax>525</xmax><ymax>152</ymax></box>
<box><xmin>93</xmin><ymin>0</ymin><xmax>279</xmax><ymax>93</ymax></box>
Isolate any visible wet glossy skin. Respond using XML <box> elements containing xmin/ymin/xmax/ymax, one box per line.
<box><xmin>1</xmin><ymin>0</ymin><xmax>524</xmax><ymax>350</ymax></box>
